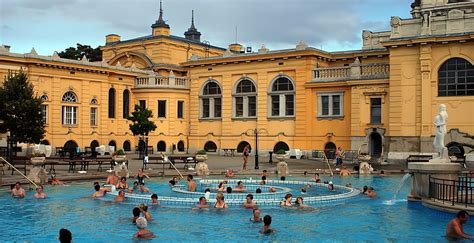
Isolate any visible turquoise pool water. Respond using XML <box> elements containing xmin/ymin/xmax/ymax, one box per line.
<box><xmin>0</xmin><ymin>175</ymin><xmax>471</xmax><ymax>242</ymax></box>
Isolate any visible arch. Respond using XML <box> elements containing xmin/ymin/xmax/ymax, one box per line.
<box><xmin>157</xmin><ymin>141</ymin><xmax>167</xmax><ymax>152</ymax></box>
<box><xmin>233</xmin><ymin>78</ymin><xmax>257</xmax><ymax>117</ymax></box>
<box><xmin>438</xmin><ymin>57</ymin><xmax>474</xmax><ymax>96</ymax></box>
<box><xmin>123</xmin><ymin>140</ymin><xmax>131</xmax><ymax>152</ymax></box>
<box><xmin>40</xmin><ymin>140</ymin><xmax>50</xmax><ymax>145</ymax></box>
<box><xmin>268</xmin><ymin>74</ymin><xmax>295</xmax><ymax>92</ymax></box>
<box><xmin>369</xmin><ymin>132</ymin><xmax>382</xmax><ymax>158</ymax></box>
<box><xmin>108</xmin><ymin>88</ymin><xmax>116</xmax><ymax>118</ymax></box>
<box><xmin>40</xmin><ymin>94</ymin><xmax>49</xmax><ymax>102</ymax></box>
<box><xmin>108</xmin><ymin>140</ymin><xmax>117</xmax><ymax>148</ymax></box>
<box><xmin>268</xmin><ymin>74</ymin><xmax>295</xmax><ymax>117</ymax></box>
<box><xmin>123</xmin><ymin>89</ymin><xmax>130</xmax><ymax>118</ymax></box>
<box><xmin>62</xmin><ymin>91</ymin><xmax>78</xmax><ymax>103</ymax></box>
<box><xmin>201</xmin><ymin>79</ymin><xmax>223</xmax><ymax>95</ymax></box>
<box><xmin>204</xmin><ymin>141</ymin><xmax>218</xmax><ymax>152</ymax></box>
<box><xmin>237</xmin><ymin>141</ymin><xmax>251</xmax><ymax>153</ymax></box>
<box><xmin>64</xmin><ymin>140</ymin><xmax>78</xmax><ymax>154</ymax></box>
<box><xmin>90</xmin><ymin>140</ymin><xmax>99</xmax><ymax>151</ymax></box>
<box><xmin>108</xmin><ymin>51</ymin><xmax>154</xmax><ymax>68</ymax></box>
<box><xmin>273</xmin><ymin>141</ymin><xmax>290</xmax><ymax>153</ymax></box>
<box><xmin>324</xmin><ymin>142</ymin><xmax>337</xmax><ymax>159</ymax></box>
<box><xmin>177</xmin><ymin>140</ymin><xmax>185</xmax><ymax>152</ymax></box>
<box><xmin>446</xmin><ymin>142</ymin><xmax>465</xmax><ymax>159</ymax></box>
<box><xmin>200</xmin><ymin>79</ymin><xmax>223</xmax><ymax>118</ymax></box>
<box><xmin>233</xmin><ymin>77</ymin><xmax>257</xmax><ymax>94</ymax></box>
<box><xmin>90</xmin><ymin>98</ymin><xmax>98</xmax><ymax>105</ymax></box>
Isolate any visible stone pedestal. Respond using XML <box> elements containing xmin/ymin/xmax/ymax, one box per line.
<box><xmin>408</xmin><ymin>162</ymin><xmax>460</xmax><ymax>201</ymax></box>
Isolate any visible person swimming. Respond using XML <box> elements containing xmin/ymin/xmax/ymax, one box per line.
<box><xmin>214</xmin><ymin>192</ymin><xmax>228</xmax><ymax>209</ymax></box>
<box><xmin>260</xmin><ymin>215</ymin><xmax>275</xmax><ymax>234</ymax></box>
<box><xmin>280</xmin><ymin>193</ymin><xmax>293</xmax><ymax>207</ymax></box>
<box><xmin>250</xmin><ymin>208</ymin><xmax>262</xmax><ymax>223</ymax></box>
<box><xmin>243</xmin><ymin>194</ymin><xmax>257</xmax><ymax>209</ymax></box>
<box><xmin>135</xmin><ymin>217</ymin><xmax>155</xmax><ymax>239</ymax></box>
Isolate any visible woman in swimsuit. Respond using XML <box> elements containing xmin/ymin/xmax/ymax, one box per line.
<box><xmin>280</xmin><ymin>193</ymin><xmax>293</xmax><ymax>207</ymax></box>
<box><xmin>217</xmin><ymin>182</ymin><xmax>226</xmax><ymax>192</ymax></box>
<box><xmin>136</xmin><ymin>169</ymin><xmax>150</xmax><ymax>185</ymax></box>
<box><xmin>214</xmin><ymin>192</ymin><xmax>228</xmax><ymax>209</ymax></box>
<box><xmin>117</xmin><ymin>177</ymin><xmax>129</xmax><ymax>191</ymax></box>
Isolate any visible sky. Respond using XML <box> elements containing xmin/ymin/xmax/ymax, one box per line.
<box><xmin>0</xmin><ymin>0</ymin><xmax>413</xmax><ymax>55</ymax></box>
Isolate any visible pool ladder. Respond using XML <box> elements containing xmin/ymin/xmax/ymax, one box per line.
<box><xmin>322</xmin><ymin>153</ymin><xmax>334</xmax><ymax>177</ymax></box>
<box><xmin>0</xmin><ymin>156</ymin><xmax>39</xmax><ymax>188</ymax></box>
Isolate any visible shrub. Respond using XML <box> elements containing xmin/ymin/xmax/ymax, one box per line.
<box><xmin>117</xmin><ymin>149</ymin><xmax>125</xmax><ymax>156</ymax></box>
<box><xmin>276</xmin><ymin>149</ymin><xmax>286</xmax><ymax>155</ymax></box>
<box><xmin>196</xmin><ymin>149</ymin><xmax>207</xmax><ymax>155</ymax></box>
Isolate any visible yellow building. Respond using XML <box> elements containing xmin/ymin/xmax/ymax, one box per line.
<box><xmin>1</xmin><ymin>0</ymin><xmax>473</xmax><ymax>162</ymax></box>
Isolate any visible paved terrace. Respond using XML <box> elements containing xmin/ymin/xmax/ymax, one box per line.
<box><xmin>0</xmin><ymin>154</ymin><xmax>411</xmax><ymax>187</ymax></box>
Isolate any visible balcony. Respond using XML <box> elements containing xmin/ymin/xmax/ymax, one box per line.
<box><xmin>312</xmin><ymin>61</ymin><xmax>389</xmax><ymax>82</ymax></box>
<box><xmin>135</xmin><ymin>74</ymin><xmax>189</xmax><ymax>89</ymax></box>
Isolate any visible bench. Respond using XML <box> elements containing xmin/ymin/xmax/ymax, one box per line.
<box><xmin>286</xmin><ymin>149</ymin><xmax>305</xmax><ymax>159</ymax></box>
<box><xmin>10</xmin><ymin>156</ymin><xmax>28</xmax><ymax>175</ymax></box>
<box><xmin>407</xmin><ymin>154</ymin><xmax>433</xmax><ymax>163</ymax></box>
<box><xmin>143</xmin><ymin>156</ymin><xmax>165</xmax><ymax>170</ymax></box>
<box><xmin>168</xmin><ymin>155</ymin><xmax>196</xmax><ymax>170</ymax></box>
<box><xmin>223</xmin><ymin>149</ymin><xmax>236</xmax><ymax>157</ymax></box>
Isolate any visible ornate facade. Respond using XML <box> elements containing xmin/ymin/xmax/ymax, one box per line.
<box><xmin>1</xmin><ymin>0</ymin><xmax>473</xmax><ymax>162</ymax></box>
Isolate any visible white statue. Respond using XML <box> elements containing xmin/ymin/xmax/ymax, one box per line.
<box><xmin>431</xmin><ymin>104</ymin><xmax>449</xmax><ymax>162</ymax></box>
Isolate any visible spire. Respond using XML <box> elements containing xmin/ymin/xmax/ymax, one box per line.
<box><xmin>184</xmin><ymin>9</ymin><xmax>201</xmax><ymax>42</ymax></box>
<box><xmin>151</xmin><ymin>0</ymin><xmax>170</xmax><ymax>29</ymax></box>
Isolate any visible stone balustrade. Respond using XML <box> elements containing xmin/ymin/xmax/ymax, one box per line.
<box><xmin>312</xmin><ymin>63</ymin><xmax>389</xmax><ymax>82</ymax></box>
<box><xmin>135</xmin><ymin>75</ymin><xmax>190</xmax><ymax>89</ymax></box>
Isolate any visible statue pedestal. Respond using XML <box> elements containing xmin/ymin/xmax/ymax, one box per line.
<box><xmin>408</xmin><ymin>162</ymin><xmax>460</xmax><ymax>201</ymax></box>
<box><xmin>27</xmin><ymin>167</ymin><xmax>48</xmax><ymax>184</ymax></box>
<box><xmin>428</xmin><ymin>147</ymin><xmax>450</xmax><ymax>163</ymax></box>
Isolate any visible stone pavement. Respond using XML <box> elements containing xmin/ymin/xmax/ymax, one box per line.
<box><xmin>0</xmin><ymin>154</ymin><xmax>414</xmax><ymax>187</ymax></box>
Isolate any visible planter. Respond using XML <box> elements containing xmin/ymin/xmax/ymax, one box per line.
<box><xmin>113</xmin><ymin>155</ymin><xmax>127</xmax><ymax>162</ymax></box>
<box><xmin>275</xmin><ymin>154</ymin><xmax>288</xmax><ymax>162</ymax></box>
<box><xmin>30</xmin><ymin>157</ymin><xmax>46</xmax><ymax>166</ymax></box>
<box><xmin>195</xmin><ymin>154</ymin><xmax>208</xmax><ymax>163</ymax></box>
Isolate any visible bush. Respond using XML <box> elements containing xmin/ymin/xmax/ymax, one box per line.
<box><xmin>196</xmin><ymin>149</ymin><xmax>207</xmax><ymax>155</ymax></box>
<box><xmin>276</xmin><ymin>149</ymin><xmax>286</xmax><ymax>155</ymax></box>
<box><xmin>117</xmin><ymin>149</ymin><xmax>125</xmax><ymax>156</ymax></box>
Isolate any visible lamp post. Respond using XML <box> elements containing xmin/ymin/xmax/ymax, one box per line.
<box><xmin>247</xmin><ymin>128</ymin><xmax>268</xmax><ymax>170</ymax></box>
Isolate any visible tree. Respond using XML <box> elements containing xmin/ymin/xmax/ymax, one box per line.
<box><xmin>58</xmin><ymin>43</ymin><xmax>102</xmax><ymax>62</ymax></box>
<box><xmin>0</xmin><ymin>70</ymin><xmax>45</xmax><ymax>159</ymax></box>
<box><xmin>127</xmin><ymin>105</ymin><xmax>157</xmax><ymax>157</ymax></box>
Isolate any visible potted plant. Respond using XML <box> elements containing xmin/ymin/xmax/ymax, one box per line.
<box><xmin>195</xmin><ymin>149</ymin><xmax>208</xmax><ymax>162</ymax></box>
<box><xmin>275</xmin><ymin>149</ymin><xmax>289</xmax><ymax>162</ymax></box>
<box><xmin>30</xmin><ymin>152</ymin><xmax>46</xmax><ymax>166</ymax></box>
<box><xmin>113</xmin><ymin>149</ymin><xmax>127</xmax><ymax>162</ymax></box>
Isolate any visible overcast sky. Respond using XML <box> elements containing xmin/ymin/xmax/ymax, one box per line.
<box><xmin>0</xmin><ymin>0</ymin><xmax>413</xmax><ymax>55</ymax></box>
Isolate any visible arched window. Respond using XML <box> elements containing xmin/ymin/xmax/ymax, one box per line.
<box><xmin>123</xmin><ymin>140</ymin><xmax>131</xmax><ymax>152</ymax></box>
<box><xmin>177</xmin><ymin>141</ymin><xmax>185</xmax><ymax>152</ymax></box>
<box><xmin>108</xmin><ymin>140</ymin><xmax>117</xmax><ymax>150</ymax></box>
<box><xmin>273</xmin><ymin>142</ymin><xmax>290</xmax><ymax>153</ymax></box>
<box><xmin>40</xmin><ymin>94</ymin><xmax>49</xmax><ymax>102</ymax></box>
<box><xmin>64</xmin><ymin>140</ymin><xmax>78</xmax><ymax>155</ymax></box>
<box><xmin>108</xmin><ymin>88</ymin><xmax>116</xmax><ymax>118</ymax></box>
<box><xmin>200</xmin><ymin>80</ymin><xmax>222</xmax><ymax>118</ymax></box>
<box><xmin>438</xmin><ymin>58</ymin><xmax>474</xmax><ymax>96</ymax></box>
<box><xmin>157</xmin><ymin>141</ymin><xmax>166</xmax><ymax>152</ymax></box>
<box><xmin>237</xmin><ymin>141</ymin><xmax>251</xmax><ymax>153</ymax></box>
<box><xmin>269</xmin><ymin>76</ymin><xmax>295</xmax><ymax>117</ymax></box>
<box><xmin>61</xmin><ymin>91</ymin><xmax>78</xmax><ymax>125</ymax></box>
<box><xmin>123</xmin><ymin>89</ymin><xmax>130</xmax><ymax>118</ymax></box>
<box><xmin>233</xmin><ymin>79</ymin><xmax>257</xmax><ymax>118</ymax></box>
<box><xmin>204</xmin><ymin>141</ymin><xmax>217</xmax><ymax>152</ymax></box>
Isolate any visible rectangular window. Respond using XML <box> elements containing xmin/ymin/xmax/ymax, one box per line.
<box><xmin>177</xmin><ymin>101</ymin><xmax>184</xmax><ymax>119</ymax></box>
<box><xmin>321</xmin><ymin>96</ymin><xmax>329</xmax><ymax>116</ymax></box>
<box><xmin>90</xmin><ymin>107</ymin><xmax>97</xmax><ymax>126</ymax></box>
<box><xmin>318</xmin><ymin>92</ymin><xmax>343</xmax><ymax>118</ymax></box>
<box><xmin>285</xmin><ymin>94</ymin><xmax>294</xmax><ymax>116</ymax></box>
<box><xmin>158</xmin><ymin>100</ymin><xmax>166</xmax><ymax>118</ymax></box>
<box><xmin>62</xmin><ymin>106</ymin><xmax>77</xmax><ymax>125</ymax></box>
<box><xmin>235</xmin><ymin>97</ymin><xmax>244</xmax><ymax>117</ymax></box>
<box><xmin>139</xmin><ymin>100</ymin><xmax>146</xmax><ymax>109</ymax></box>
<box><xmin>248</xmin><ymin>96</ymin><xmax>256</xmax><ymax>117</ymax></box>
<box><xmin>202</xmin><ymin>98</ymin><xmax>210</xmax><ymax>118</ymax></box>
<box><xmin>214</xmin><ymin>98</ymin><xmax>222</xmax><ymax>118</ymax></box>
<box><xmin>271</xmin><ymin>95</ymin><xmax>280</xmax><ymax>116</ymax></box>
<box><xmin>370</xmin><ymin>98</ymin><xmax>382</xmax><ymax>124</ymax></box>
<box><xmin>41</xmin><ymin>105</ymin><xmax>48</xmax><ymax>124</ymax></box>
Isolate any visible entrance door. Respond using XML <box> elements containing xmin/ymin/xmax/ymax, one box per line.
<box><xmin>369</xmin><ymin>132</ymin><xmax>382</xmax><ymax>158</ymax></box>
<box><xmin>324</xmin><ymin>142</ymin><xmax>337</xmax><ymax>159</ymax></box>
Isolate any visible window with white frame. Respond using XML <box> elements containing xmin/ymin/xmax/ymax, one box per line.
<box><xmin>233</xmin><ymin>79</ymin><xmax>257</xmax><ymax>118</ymax></box>
<box><xmin>200</xmin><ymin>80</ymin><xmax>222</xmax><ymax>119</ymax></box>
<box><xmin>269</xmin><ymin>76</ymin><xmax>295</xmax><ymax>117</ymax></box>
<box><xmin>41</xmin><ymin>105</ymin><xmax>48</xmax><ymax>124</ymax></box>
<box><xmin>317</xmin><ymin>92</ymin><xmax>344</xmax><ymax>118</ymax></box>
<box><xmin>90</xmin><ymin>107</ymin><xmax>97</xmax><ymax>126</ymax></box>
<box><xmin>61</xmin><ymin>91</ymin><xmax>78</xmax><ymax>125</ymax></box>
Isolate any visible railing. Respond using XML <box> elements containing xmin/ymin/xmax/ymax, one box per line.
<box><xmin>429</xmin><ymin>174</ymin><xmax>474</xmax><ymax>207</ymax></box>
<box><xmin>135</xmin><ymin>75</ymin><xmax>189</xmax><ymax>89</ymax></box>
<box><xmin>0</xmin><ymin>157</ymin><xmax>39</xmax><ymax>188</ymax></box>
<box><xmin>313</xmin><ymin>63</ymin><xmax>389</xmax><ymax>82</ymax></box>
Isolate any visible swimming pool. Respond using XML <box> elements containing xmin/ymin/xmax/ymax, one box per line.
<box><xmin>0</xmin><ymin>175</ymin><xmax>471</xmax><ymax>242</ymax></box>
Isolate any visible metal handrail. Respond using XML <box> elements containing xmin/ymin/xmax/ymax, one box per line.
<box><xmin>322</xmin><ymin>152</ymin><xmax>334</xmax><ymax>177</ymax></box>
<box><xmin>429</xmin><ymin>175</ymin><xmax>474</xmax><ymax>207</ymax></box>
<box><xmin>162</xmin><ymin>153</ymin><xmax>184</xmax><ymax>179</ymax></box>
<box><xmin>0</xmin><ymin>157</ymin><xmax>39</xmax><ymax>188</ymax></box>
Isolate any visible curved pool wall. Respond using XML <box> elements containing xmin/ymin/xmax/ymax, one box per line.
<box><xmin>105</xmin><ymin>178</ymin><xmax>361</xmax><ymax>207</ymax></box>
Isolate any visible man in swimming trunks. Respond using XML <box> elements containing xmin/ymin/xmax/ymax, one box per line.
<box><xmin>260</xmin><ymin>215</ymin><xmax>275</xmax><ymax>234</ymax></box>
<box><xmin>187</xmin><ymin>174</ymin><xmax>196</xmax><ymax>192</ymax></box>
<box><xmin>33</xmin><ymin>185</ymin><xmax>47</xmax><ymax>199</ymax></box>
<box><xmin>251</xmin><ymin>208</ymin><xmax>262</xmax><ymax>223</ymax></box>
<box><xmin>234</xmin><ymin>181</ymin><xmax>245</xmax><ymax>192</ymax></box>
<box><xmin>243</xmin><ymin>194</ymin><xmax>257</xmax><ymax>209</ymax></box>
<box><xmin>339</xmin><ymin>167</ymin><xmax>351</xmax><ymax>176</ymax></box>
<box><xmin>194</xmin><ymin>196</ymin><xmax>208</xmax><ymax>209</ymax></box>
<box><xmin>115</xmin><ymin>190</ymin><xmax>126</xmax><ymax>202</ymax></box>
<box><xmin>92</xmin><ymin>183</ymin><xmax>109</xmax><ymax>198</ymax></box>
<box><xmin>106</xmin><ymin>170</ymin><xmax>119</xmax><ymax>185</ymax></box>
<box><xmin>11</xmin><ymin>182</ymin><xmax>26</xmax><ymax>198</ymax></box>
<box><xmin>446</xmin><ymin>210</ymin><xmax>474</xmax><ymax>241</ymax></box>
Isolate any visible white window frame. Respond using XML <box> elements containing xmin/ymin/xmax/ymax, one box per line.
<box><xmin>62</xmin><ymin>106</ymin><xmax>78</xmax><ymax>125</ymax></box>
<box><xmin>90</xmin><ymin>107</ymin><xmax>98</xmax><ymax>126</ymax></box>
<box><xmin>200</xmin><ymin>80</ymin><xmax>222</xmax><ymax>119</ymax></box>
<box><xmin>317</xmin><ymin>92</ymin><xmax>344</xmax><ymax>118</ymax></box>
<box><xmin>41</xmin><ymin>104</ymin><xmax>48</xmax><ymax>124</ymax></box>
<box><xmin>232</xmin><ymin>78</ymin><xmax>257</xmax><ymax>118</ymax></box>
<box><xmin>268</xmin><ymin>75</ymin><xmax>295</xmax><ymax>118</ymax></box>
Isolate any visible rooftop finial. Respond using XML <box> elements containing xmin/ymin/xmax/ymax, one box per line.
<box><xmin>184</xmin><ymin>9</ymin><xmax>201</xmax><ymax>41</ymax></box>
<box><xmin>191</xmin><ymin>10</ymin><xmax>195</xmax><ymax>28</ymax></box>
<box><xmin>159</xmin><ymin>0</ymin><xmax>164</xmax><ymax>22</ymax></box>
<box><xmin>151</xmin><ymin>0</ymin><xmax>170</xmax><ymax>29</ymax></box>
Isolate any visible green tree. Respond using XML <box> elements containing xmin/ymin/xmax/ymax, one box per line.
<box><xmin>0</xmin><ymin>70</ymin><xmax>46</xmax><ymax>158</ymax></box>
<box><xmin>58</xmin><ymin>43</ymin><xmax>102</xmax><ymax>62</ymax></box>
<box><xmin>127</xmin><ymin>105</ymin><xmax>157</xmax><ymax>156</ymax></box>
